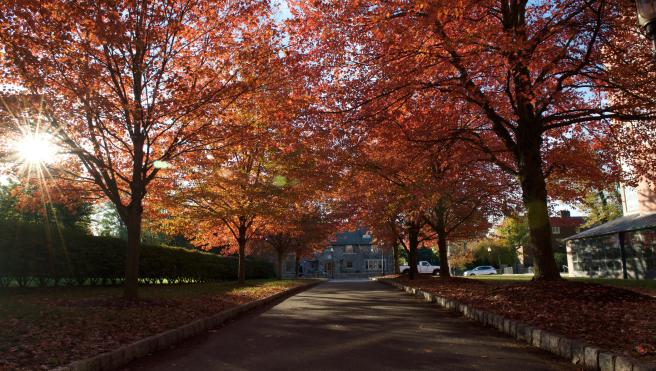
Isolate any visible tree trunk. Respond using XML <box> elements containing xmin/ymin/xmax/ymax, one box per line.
<box><xmin>437</xmin><ymin>231</ymin><xmax>451</xmax><ymax>278</ymax></box>
<box><xmin>123</xmin><ymin>206</ymin><xmax>143</xmax><ymax>300</ymax></box>
<box><xmin>431</xmin><ymin>207</ymin><xmax>452</xmax><ymax>278</ymax></box>
<box><xmin>393</xmin><ymin>243</ymin><xmax>400</xmax><ymax>274</ymax></box>
<box><xmin>517</xmin><ymin>130</ymin><xmax>560</xmax><ymax>281</ymax></box>
<box><xmin>237</xmin><ymin>239</ymin><xmax>246</xmax><ymax>285</ymax></box>
<box><xmin>276</xmin><ymin>249</ymin><xmax>284</xmax><ymax>280</ymax></box>
<box><xmin>294</xmin><ymin>253</ymin><xmax>300</xmax><ymax>278</ymax></box>
<box><xmin>408</xmin><ymin>223</ymin><xmax>419</xmax><ymax>280</ymax></box>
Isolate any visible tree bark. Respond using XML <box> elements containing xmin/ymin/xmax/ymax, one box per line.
<box><xmin>276</xmin><ymin>249</ymin><xmax>284</xmax><ymax>280</ymax></box>
<box><xmin>436</xmin><ymin>230</ymin><xmax>451</xmax><ymax>278</ymax></box>
<box><xmin>430</xmin><ymin>206</ymin><xmax>452</xmax><ymax>278</ymax></box>
<box><xmin>294</xmin><ymin>253</ymin><xmax>300</xmax><ymax>278</ymax></box>
<box><xmin>517</xmin><ymin>130</ymin><xmax>560</xmax><ymax>281</ymax></box>
<box><xmin>235</xmin><ymin>217</ymin><xmax>249</xmax><ymax>285</ymax></box>
<box><xmin>237</xmin><ymin>238</ymin><xmax>246</xmax><ymax>284</ymax></box>
<box><xmin>407</xmin><ymin>222</ymin><xmax>419</xmax><ymax>280</ymax></box>
<box><xmin>123</xmin><ymin>206</ymin><xmax>143</xmax><ymax>300</ymax></box>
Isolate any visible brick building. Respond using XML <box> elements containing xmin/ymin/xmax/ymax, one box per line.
<box><xmin>550</xmin><ymin>210</ymin><xmax>585</xmax><ymax>253</ymax></box>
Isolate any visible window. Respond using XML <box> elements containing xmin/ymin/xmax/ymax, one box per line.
<box><xmin>345</xmin><ymin>260</ymin><xmax>353</xmax><ymax>269</ymax></box>
<box><xmin>366</xmin><ymin>260</ymin><xmax>383</xmax><ymax>271</ymax></box>
<box><xmin>345</xmin><ymin>245</ymin><xmax>354</xmax><ymax>253</ymax></box>
<box><xmin>420</xmin><ymin>261</ymin><xmax>429</xmax><ymax>266</ymax></box>
<box><xmin>552</xmin><ymin>227</ymin><xmax>561</xmax><ymax>234</ymax></box>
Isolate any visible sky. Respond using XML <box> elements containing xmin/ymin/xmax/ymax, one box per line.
<box><xmin>274</xmin><ymin>0</ymin><xmax>292</xmax><ymax>22</ymax></box>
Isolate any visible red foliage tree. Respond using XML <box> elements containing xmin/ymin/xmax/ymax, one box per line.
<box><xmin>0</xmin><ymin>0</ymin><xmax>277</xmax><ymax>298</ymax></box>
<box><xmin>287</xmin><ymin>0</ymin><xmax>652</xmax><ymax>280</ymax></box>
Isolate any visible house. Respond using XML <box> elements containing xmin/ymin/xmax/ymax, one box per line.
<box><xmin>550</xmin><ymin>210</ymin><xmax>585</xmax><ymax>253</ymax></box>
<box><xmin>300</xmin><ymin>229</ymin><xmax>394</xmax><ymax>278</ymax></box>
<box><xmin>565</xmin><ymin>181</ymin><xmax>656</xmax><ymax>279</ymax></box>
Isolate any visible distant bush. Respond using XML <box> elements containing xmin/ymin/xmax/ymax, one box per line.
<box><xmin>0</xmin><ymin>220</ymin><xmax>274</xmax><ymax>287</ymax></box>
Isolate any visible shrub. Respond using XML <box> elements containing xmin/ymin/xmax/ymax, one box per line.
<box><xmin>0</xmin><ymin>220</ymin><xmax>274</xmax><ymax>286</ymax></box>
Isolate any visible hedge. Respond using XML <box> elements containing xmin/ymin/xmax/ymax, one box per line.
<box><xmin>0</xmin><ymin>220</ymin><xmax>275</xmax><ymax>287</ymax></box>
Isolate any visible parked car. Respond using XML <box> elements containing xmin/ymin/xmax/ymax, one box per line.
<box><xmin>463</xmin><ymin>266</ymin><xmax>497</xmax><ymax>276</ymax></box>
<box><xmin>400</xmin><ymin>261</ymin><xmax>440</xmax><ymax>275</ymax></box>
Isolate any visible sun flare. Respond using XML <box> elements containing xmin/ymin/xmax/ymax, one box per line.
<box><xmin>15</xmin><ymin>132</ymin><xmax>58</xmax><ymax>165</ymax></box>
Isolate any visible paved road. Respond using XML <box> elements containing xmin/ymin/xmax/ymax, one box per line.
<box><xmin>125</xmin><ymin>280</ymin><xmax>574</xmax><ymax>371</ymax></box>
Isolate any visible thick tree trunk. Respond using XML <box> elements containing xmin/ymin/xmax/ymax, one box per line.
<box><xmin>437</xmin><ymin>231</ymin><xmax>451</xmax><ymax>278</ymax></box>
<box><xmin>237</xmin><ymin>236</ymin><xmax>247</xmax><ymax>285</ymax></box>
<box><xmin>276</xmin><ymin>250</ymin><xmax>284</xmax><ymax>280</ymax></box>
<box><xmin>408</xmin><ymin>223</ymin><xmax>419</xmax><ymax>280</ymax></box>
<box><xmin>517</xmin><ymin>131</ymin><xmax>560</xmax><ymax>281</ymax></box>
<box><xmin>430</xmin><ymin>207</ymin><xmax>452</xmax><ymax>278</ymax></box>
<box><xmin>393</xmin><ymin>243</ymin><xmax>400</xmax><ymax>274</ymax></box>
<box><xmin>294</xmin><ymin>253</ymin><xmax>300</xmax><ymax>278</ymax></box>
<box><xmin>124</xmin><ymin>206</ymin><xmax>143</xmax><ymax>300</ymax></box>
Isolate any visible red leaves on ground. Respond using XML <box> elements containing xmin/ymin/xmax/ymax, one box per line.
<box><xmin>394</xmin><ymin>276</ymin><xmax>656</xmax><ymax>362</ymax></box>
<box><xmin>0</xmin><ymin>282</ymin><xmax>301</xmax><ymax>370</ymax></box>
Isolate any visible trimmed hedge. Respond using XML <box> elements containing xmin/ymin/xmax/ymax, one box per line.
<box><xmin>0</xmin><ymin>220</ymin><xmax>274</xmax><ymax>287</ymax></box>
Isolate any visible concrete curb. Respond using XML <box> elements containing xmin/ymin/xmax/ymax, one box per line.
<box><xmin>52</xmin><ymin>279</ymin><xmax>324</xmax><ymax>371</ymax></box>
<box><xmin>373</xmin><ymin>278</ymin><xmax>656</xmax><ymax>371</ymax></box>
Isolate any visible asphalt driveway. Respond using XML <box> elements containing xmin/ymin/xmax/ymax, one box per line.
<box><xmin>124</xmin><ymin>280</ymin><xmax>574</xmax><ymax>371</ymax></box>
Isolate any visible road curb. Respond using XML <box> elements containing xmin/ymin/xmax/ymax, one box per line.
<box><xmin>373</xmin><ymin>278</ymin><xmax>656</xmax><ymax>371</ymax></box>
<box><xmin>52</xmin><ymin>279</ymin><xmax>324</xmax><ymax>371</ymax></box>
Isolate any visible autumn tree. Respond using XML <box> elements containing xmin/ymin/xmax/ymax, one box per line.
<box><xmin>154</xmin><ymin>65</ymin><xmax>327</xmax><ymax>284</ymax></box>
<box><xmin>158</xmin><ymin>130</ymin><xmax>289</xmax><ymax>284</ymax></box>
<box><xmin>288</xmin><ymin>0</ymin><xmax>653</xmax><ymax>280</ymax></box>
<box><xmin>0</xmin><ymin>0</ymin><xmax>277</xmax><ymax>298</ymax></box>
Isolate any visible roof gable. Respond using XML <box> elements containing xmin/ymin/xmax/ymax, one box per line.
<box><xmin>566</xmin><ymin>212</ymin><xmax>656</xmax><ymax>240</ymax></box>
<box><xmin>330</xmin><ymin>229</ymin><xmax>372</xmax><ymax>245</ymax></box>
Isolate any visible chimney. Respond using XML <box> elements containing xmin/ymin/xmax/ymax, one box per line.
<box><xmin>559</xmin><ymin>210</ymin><xmax>571</xmax><ymax>218</ymax></box>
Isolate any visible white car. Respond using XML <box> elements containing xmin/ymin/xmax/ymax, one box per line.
<box><xmin>400</xmin><ymin>260</ymin><xmax>440</xmax><ymax>275</ymax></box>
<box><xmin>463</xmin><ymin>266</ymin><xmax>498</xmax><ymax>276</ymax></box>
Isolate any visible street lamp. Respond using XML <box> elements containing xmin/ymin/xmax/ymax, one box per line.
<box><xmin>379</xmin><ymin>243</ymin><xmax>385</xmax><ymax>276</ymax></box>
<box><xmin>636</xmin><ymin>0</ymin><xmax>656</xmax><ymax>58</ymax></box>
<box><xmin>487</xmin><ymin>246</ymin><xmax>502</xmax><ymax>271</ymax></box>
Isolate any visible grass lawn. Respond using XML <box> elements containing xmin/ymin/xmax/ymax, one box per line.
<box><xmin>468</xmin><ymin>274</ymin><xmax>656</xmax><ymax>294</ymax></box>
<box><xmin>0</xmin><ymin>279</ymin><xmax>306</xmax><ymax>370</ymax></box>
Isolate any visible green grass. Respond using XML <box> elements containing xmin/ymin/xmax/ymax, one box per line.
<box><xmin>466</xmin><ymin>274</ymin><xmax>656</xmax><ymax>291</ymax></box>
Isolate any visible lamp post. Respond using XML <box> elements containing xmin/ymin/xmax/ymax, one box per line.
<box><xmin>488</xmin><ymin>246</ymin><xmax>502</xmax><ymax>271</ymax></box>
<box><xmin>379</xmin><ymin>243</ymin><xmax>385</xmax><ymax>276</ymax></box>
<box><xmin>636</xmin><ymin>0</ymin><xmax>656</xmax><ymax>58</ymax></box>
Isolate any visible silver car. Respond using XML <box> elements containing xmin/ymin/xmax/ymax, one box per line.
<box><xmin>463</xmin><ymin>266</ymin><xmax>497</xmax><ymax>276</ymax></box>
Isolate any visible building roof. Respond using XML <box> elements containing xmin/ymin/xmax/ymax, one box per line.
<box><xmin>566</xmin><ymin>212</ymin><xmax>656</xmax><ymax>240</ymax></box>
<box><xmin>330</xmin><ymin>229</ymin><xmax>372</xmax><ymax>246</ymax></box>
<box><xmin>550</xmin><ymin>216</ymin><xmax>585</xmax><ymax>228</ymax></box>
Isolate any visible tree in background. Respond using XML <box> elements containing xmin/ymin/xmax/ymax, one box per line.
<box><xmin>577</xmin><ymin>187</ymin><xmax>623</xmax><ymax>228</ymax></box>
<box><xmin>493</xmin><ymin>215</ymin><xmax>530</xmax><ymax>257</ymax></box>
<box><xmin>93</xmin><ymin>203</ymin><xmax>127</xmax><ymax>239</ymax></box>
<box><xmin>0</xmin><ymin>181</ymin><xmax>92</xmax><ymax>232</ymax></box>
<box><xmin>470</xmin><ymin>239</ymin><xmax>515</xmax><ymax>270</ymax></box>
<box><xmin>447</xmin><ymin>242</ymin><xmax>476</xmax><ymax>271</ymax></box>
<box><xmin>159</xmin><ymin>135</ymin><xmax>288</xmax><ymax>285</ymax></box>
